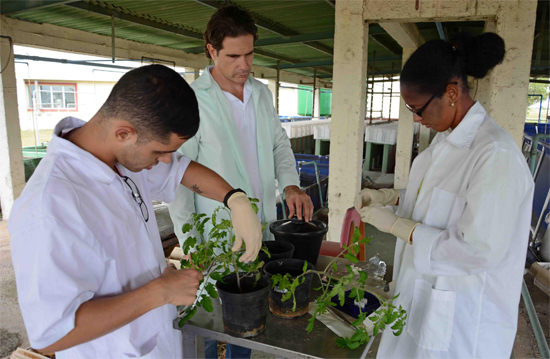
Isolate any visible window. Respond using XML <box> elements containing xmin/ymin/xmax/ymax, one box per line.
<box><xmin>27</xmin><ymin>83</ymin><xmax>77</xmax><ymax>110</ymax></box>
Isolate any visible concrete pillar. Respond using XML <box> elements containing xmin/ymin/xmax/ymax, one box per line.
<box><xmin>475</xmin><ymin>21</ymin><xmax>496</xmax><ymax>110</ymax></box>
<box><xmin>327</xmin><ymin>0</ymin><xmax>369</xmax><ymax>242</ymax></box>
<box><xmin>0</xmin><ymin>37</ymin><xmax>25</xmax><ymax>219</ymax></box>
<box><xmin>184</xmin><ymin>67</ymin><xmax>200</xmax><ymax>84</ymax></box>
<box><xmin>267</xmin><ymin>79</ymin><xmax>278</xmax><ymax>111</ymax></box>
<box><xmin>478</xmin><ymin>2</ymin><xmax>537</xmax><ymax>147</ymax></box>
<box><xmin>418</xmin><ymin>126</ymin><xmax>431</xmax><ymax>153</ymax></box>
<box><xmin>313</xmin><ymin>85</ymin><xmax>321</xmax><ymax>118</ymax></box>
<box><xmin>394</xmin><ymin>48</ymin><xmax>416</xmax><ymax>189</ymax></box>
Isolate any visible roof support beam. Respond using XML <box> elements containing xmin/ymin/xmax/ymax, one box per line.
<box><xmin>272</xmin><ymin>56</ymin><xmax>400</xmax><ymax>69</ymax></box>
<box><xmin>67</xmin><ymin>1</ymin><xmax>203</xmax><ymax>40</ymax></box>
<box><xmin>379</xmin><ymin>22</ymin><xmax>424</xmax><ymax>49</ymax></box>
<box><xmin>0</xmin><ymin>0</ymin><xmax>77</xmax><ymax>15</ymax></box>
<box><xmin>66</xmin><ymin>1</ymin><xmax>325</xmax><ymax>72</ymax></box>
<box><xmin>1</xmin><ymin>16</ymin><xmax>331</xmax><ymax>87</ymax></box>
<box><xmin>184</xmin><ymin>31</ymin><xmax>336</xmax><ymax>54</ymax></box>
<box><xmin>192</xmin><ymin>0</ymin><xmax>334</xmax><ymax>56</ymax></box>
<box><xmin>363</xmin><ymin>0</ymin><xmax>498</xmax><ymax>22</ymax></box>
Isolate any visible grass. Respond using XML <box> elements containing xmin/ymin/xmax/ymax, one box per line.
<box><xmin>20</xmin><ymin>130</ymin><xmax>54</xmax><ymax>148</ymax></box>
<box><xmin>526</xmin><ymin>107</ymin><xmax>549</xmax><ymax>123</ymax></box>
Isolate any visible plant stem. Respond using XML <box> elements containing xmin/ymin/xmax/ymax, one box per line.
<box><xmin>226</xmin><ymin>207</ymin><xmax>242</xmax><ymax>293</ymax></box>
<box><xmin>296</xmin><ymin>269</ymin><xmax>388</xmax><ymax>305</ymax></box>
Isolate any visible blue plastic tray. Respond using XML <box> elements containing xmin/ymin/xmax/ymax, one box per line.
<box><xmin>330</xmin><ymin>289</ymin><xmax>381</xmax><ymax>319</ymax></box>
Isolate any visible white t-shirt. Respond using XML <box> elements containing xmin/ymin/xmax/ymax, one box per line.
<box><xmin>9</xmin><ymin>117</ymin><xmax>191</xmax><ymax>359</ymax></box>
<box><xmin>222</xmin><ymin>81</ymin><xmax>263</xmax><ymax>219</ymax></box>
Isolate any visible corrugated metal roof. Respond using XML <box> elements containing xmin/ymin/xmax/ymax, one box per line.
<box><xmin>2</xmin><ymin>0</ymin><xmax>548</xmax><ymax>80</ymax></box>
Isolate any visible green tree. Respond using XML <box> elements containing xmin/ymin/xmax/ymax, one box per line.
<box><xmin>527</xmin><ymin>83</ymin><xmax>549</xmax><ymax>107</ymax></box>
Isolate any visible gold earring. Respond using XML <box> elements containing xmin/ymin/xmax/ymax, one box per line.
<box><xmin>450</xmin><ymin>102</ymin><xmax>455</xmax><ymax>107</ymax></box>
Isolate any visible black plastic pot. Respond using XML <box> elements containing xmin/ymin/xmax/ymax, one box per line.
<box><xmin>258</xmin><ymin>240</ymin><xmax>295</xmax><ymax>264</ymax></box>
<box><xmin>216</xmin><ymin>273</ymin><xmax>269</xmax><ymax>338</ymax></box>
<box><xmin>264</xmin><ymin>259</ymin><xmax>315</xmax><ymax>319</ymax></box>
<box><xmin>269</xmin><ymin>218</ymin><xmax>328</xmax><ymax>266</ymax></box>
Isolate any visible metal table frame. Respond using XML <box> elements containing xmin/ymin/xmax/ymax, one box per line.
<box><xmin>173</xmin><ymin>299</ymin><xmax>380</xmax><ymax>359</ymax></box>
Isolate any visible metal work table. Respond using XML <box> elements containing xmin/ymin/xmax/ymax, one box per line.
<box><xmin>173</xmin><ymin>254</ymin><xmax>388</xmax><ymax>358</ymax></box>
<box><xmin>173</xmin><ymin>297</ymin><xmax>381</xmax><ymax>358</ymax></box>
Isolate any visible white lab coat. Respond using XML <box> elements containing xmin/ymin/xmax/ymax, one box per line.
<box><xmin>169</xmin><ymin>67</ymin><xmax>299</xmax><ymax>245</ymax></box>
<box><xmin>377</xmin><ymin>102</ymin><xmax>534</xmax><ymax>358</ymax></box>
<box><xmin>9</xmin><ymin>117</ymin><xmax>190</xmax><ymax>359</ymax></box>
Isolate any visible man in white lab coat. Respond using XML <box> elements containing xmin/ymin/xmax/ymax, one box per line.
<box><xmin>357</xmin><ymin>34</ymin><xmax>534</xmax><ymax>358</ymax></box>
<box><xmin>168</xmin><ymin>6</ymin><xmax>313</xmax><ymax>358</ymax></box>
<box><xmin>9</xmin><ymin>65</ymin><xmax>262</xmax><ymax>359</ymax></box>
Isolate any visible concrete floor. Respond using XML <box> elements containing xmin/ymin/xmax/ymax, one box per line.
<box><xmin>0</xmin><ymin>219</ymin><xmax>547</xmax><ymax>358</ymax></box>
<box><xmin>0</xmin><ymin>220</ymin><xmax>29</xmax><ymax>358</ymax></box>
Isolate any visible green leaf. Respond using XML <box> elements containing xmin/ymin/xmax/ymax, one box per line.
<box><xmin>205</xmin><ymin>283</ymin><xmax>218</xmax><ymax>299</ymax></box>
<box><xmin>180</xmin><ymin>259</ymin><xmax>191</xmax><ymax>269</ymax></box>
<box><xmin>361</xmin><ymin>236</ymin><xmax>372</xmax><ymax>246</ymax></box>
<box><xmin>182</xmin><ymin>237</ymin><xmax>197</xmax><ymax>255</ymax></box>
<box><xmin>181</xmin><ymin>223</ymin><xmax>193</xmax><ymax>234</ymax></box>
<box><xmin>359</xmin><ymin>271</ymin><xmax>368</xmax><ymax>283</ymax></box>
<box><xmin>332</xmin><ymin>262</ymin><xmax>338</xmax><ymax>272</ymax></box>
<box><xmin>353</xmin><ymin>227</ymin><xmax>361</xmax><ymax>243</ymax></box>
<box><xmin>302</xmin><ymin>260</ymin><xmax>308</xmax><ymax>272</ymax></box>
<box><xmin>393</xmin><ymin>326</ymin><xmax>404</xmax><ymax>336</ymax></box>
<box><xmin>391</xmin><ymin>320</ymin><xmax>402</xmax><ymax>330</ymax></box>
<box><xmin>352</xmin><ymin>317</ymin><xmax>364</xmax><ymax>327</ymax></box>
<box><xmin>338</xmin><ymin>290</ymin><xmax>346</xmax><ymax>306</ymax></box>
<box><xmin>373</xmin><ymin>322</ymin><xmax>380</xmax><ymax>337</ymax></box>
<box><xmin>178</xmin><ymin>306</ymin><xmax>197</xmax><ymax>327</ymax></box>
<box><xmin>282</xmin><ymin>291</ymin><xmax>292</xmax><ymax>302</ymax></box>
<box><xmin>209</xmin><ymin>272</ymin><xmax>223</xmax><ymax>281</ymax></box>
<box><xmin>344</xmin><ymin>253</ymin><xmax>359</xmax><ymax>263</ymax></box>
<box><xmin>249</xmin><ymin>197</ymin><xmax>259</xmax><ymax>203</ymax></box>
<box><xmin>201</xmin><ymin>296</ymin><xmax>214</xmax><ymax>312</ymax></box>
<box><xmin>335</xmin><ymin>337</ymin><xmax>348</xmax><ymax>348</ymax></box>
<box><xmin>306</xmin><ymin>315</ymin><xmax>316</xmax><ymax>333</ymax></box>
<box><xmin>345</xmin><ymin>340</ymin><xmax>361</xmax><ymax>349</ymax></box>
<box><xmin>251</xmin><ymin>203</ymin><xmax>259</xmax><ymax>214</ymax></box>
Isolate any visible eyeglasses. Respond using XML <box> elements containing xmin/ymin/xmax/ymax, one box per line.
<box><xmin>405</xmin><ymin>82</ymin><xmax>458</xmax><ymax>118</ymax></box>
<box><xmin>122</xmin><ymin>176</ymin><xmax>149</xmax><ymax>222</ymax></box>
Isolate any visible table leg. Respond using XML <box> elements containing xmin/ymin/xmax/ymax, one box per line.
<box><xmin>381</xmin><ymin>144</ymin><xmax>391</xmax><ymax>174</ymax></box>
<box><xmin>196</xmin><ymin>336</ymin><xmax>205</xmax><ymax>358</ymax></box>
<box><xmin>364</xmin><ymin>142</ymin><xmax>373</xmax><ymax>172</ymax></box>
<box><xmin>182</xmin><ymin>331</ymin><xmax>197</xmax><ymax>358</ymax></box>
<box><xmin>315</xmin><ymin>139</ymin><xmax>322</xmax><ymax>155</ymax></box>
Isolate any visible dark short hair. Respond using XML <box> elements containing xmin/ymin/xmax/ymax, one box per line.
<box><xmin>203</xmin><ymin>5</ymin><xmax>258</xmax><ymax>59</ymax></box>
<box><xmin>400</xmin><ymin>32</ymin><xmax>505</xmax><ymax>96</ymax></box>
<box><xmin>99</xmin><ymin>64</ymin><xmax>199</xmax><ymax>143</ymax></box>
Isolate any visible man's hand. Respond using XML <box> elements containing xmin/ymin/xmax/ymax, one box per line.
<box><xmin>285</xmin><ymin>185</ymin><xmax>314</xmax><ymax>222</ymax></box>
<box><xmin>355</xmin><ymin>188</ymin><xmax>399</xmax><ymax>211</ymax></box>
<box><xmin>227</xmin><ymin>192</ymin><xmax>263</xmax><ymax>262</ymax></box>
<box><xmin>157</xmin><ymin>266</ymin><xmax>203</xmax><ymax>306</ymax></box>
<box><xmin>359</xmin><ymin>203</ymin><xmax>419</xmax><ymax>244</ymax></box>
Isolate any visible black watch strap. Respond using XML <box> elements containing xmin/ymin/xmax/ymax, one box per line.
<box><xmin>224</xmin><ymin>188</ymin><xmax>246</xmax><ymax>208</ymax></box>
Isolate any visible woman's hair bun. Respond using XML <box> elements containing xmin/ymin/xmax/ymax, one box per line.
<box><xmin>451</xmin><ymin>32</ymin><xmax>505</xmax><ymax>79</ymax></box>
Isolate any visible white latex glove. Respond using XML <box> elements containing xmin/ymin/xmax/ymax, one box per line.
<box><xmin>359</xmin><ymin>203</ymin><xmax>419</xmax><ymax>244</ymax></box>
<box><xmin>227</xmin><ymin>192</ymin><xmax>263</xmax><ymax>262</ymax></box>
<box><xmin>354</xmin><ymin>188</ymin><xmax>399</xmax><ymax>212</ymax></box>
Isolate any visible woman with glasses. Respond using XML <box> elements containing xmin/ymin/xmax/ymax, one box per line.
<box><xmin>356</xmin><ymin>33</ymin><xmax>534</xmax><ymax>358</ymax></box>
